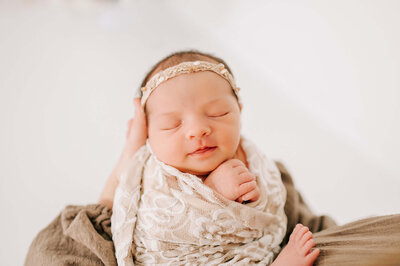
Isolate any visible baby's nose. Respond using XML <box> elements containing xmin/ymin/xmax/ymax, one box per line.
<box><xmin>185</xmin><ymin>119</ymin><xmax>211</xmax><ymax>140</ymax></box>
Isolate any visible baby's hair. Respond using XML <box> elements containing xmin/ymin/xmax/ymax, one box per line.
<box><xmin>138</xmin><ymin>49</ymin><xmax>235</xmax><ymax>98</ymax></box>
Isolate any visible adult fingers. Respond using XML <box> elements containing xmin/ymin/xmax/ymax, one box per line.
<box><xmin>126</xmin><ymin>118</ymin><xmax>133</xmax><ymax>139</ymax></box>
<box><xmin>133</xmin><ymin>97</ymin><xmax>141</xmax><ymax>111</ymax></box>
<box><xmin>133</xmin><ymin>98</ymin><xmax>144</xmax><ymax>117</ymax></box>
<box><xmin>133</xmin><ymin>98</ymin><xmax>147</xmax><ymax>128</ymax></box>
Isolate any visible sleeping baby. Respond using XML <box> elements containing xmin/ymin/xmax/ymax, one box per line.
<box><xmin>107</xmin><ymin>50</ymin><xmax>320</xmax><ymax>265</ymax></box>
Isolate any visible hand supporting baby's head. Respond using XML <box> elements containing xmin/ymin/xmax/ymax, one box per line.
<box><xmin>138</xmin><ymin>50</ymin><xmax>243</xmax><ymax>177</ymax></box>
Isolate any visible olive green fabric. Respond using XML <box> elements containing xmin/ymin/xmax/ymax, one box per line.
<box><xmin>25</xmin><ymin>204</ymin><xmax>117</xmax><ymax>266</ymax></box>
<box><xmin>314</xmin><ymin>214</ymin><xmax>400</xmax><ymax>266</ymax></box>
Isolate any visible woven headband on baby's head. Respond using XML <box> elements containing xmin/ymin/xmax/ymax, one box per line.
<box><xmin>140</xmin><ymin>60</ymin><xmax>240</xmax><ymax>111</ymax></box>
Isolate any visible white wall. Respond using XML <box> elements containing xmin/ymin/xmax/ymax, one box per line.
<box><xmin>1</xmin><ymin>1</ymin><xmax>399</xmax><ymax>265</ymax></box>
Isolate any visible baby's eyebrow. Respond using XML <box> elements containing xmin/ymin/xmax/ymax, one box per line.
<box><xmin>202</xmin><ymin>97</ymin><xmax>234</xmax><ymax>108</ymax></box>
<box><xmin>154</xmin><ymin>97</ymin><xmax>229</xmax><ymax>118</ymax></box>
<box><xmin>205</xmin><ymin>98</ymin><xmax>225</xmax><ymax>105</ymax></box>
<box><xmin>155</xmin><ymin>111</ymin><xmax>180</xmax><ymax>118</ymax></box>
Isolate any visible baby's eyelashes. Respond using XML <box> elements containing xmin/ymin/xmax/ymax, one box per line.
<box><xmin>158</xmin><ymin>112</ymin><xmax>229</xmax><ymax>130</ymax></box>
<box><xmin>160</xmin><ymin>122</ymin><xmax>181</xmax><ymax>130</ymax></box>
<box><xmin>158</xmin><ymin>119</ymin><xmax>182</xmax><ymax>130</ymax></box>
<box><xmin>208</xmin><ymin>111</ymin><xmax>229</xmax><ymax>118</ymax></box>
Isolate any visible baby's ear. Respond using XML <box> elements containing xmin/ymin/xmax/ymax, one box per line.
<box><xmin>239</xmin><ymin>102</ymin><xmax>243</xmax><ymax>112</ymax></box>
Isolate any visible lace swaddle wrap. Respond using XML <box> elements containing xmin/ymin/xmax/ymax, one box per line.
<box><xmin>111</xmin><ymin>137</ymin><xmax>287</xmax><ymax>265</ymax></box>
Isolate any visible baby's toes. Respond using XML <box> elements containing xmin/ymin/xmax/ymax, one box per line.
<box><xmin>299</xmin><ymin>231</ymin><xmax>313</xmax><ymax>247</ymax></box>
<box><xmin>295</xmin><ymin>225</ymin><xmax>310</xmax><ymax>243</ymax></box>
<box><xmin>289</xmin><ymin>224</ymin><xmax>303</xmax><ymax>242</ymax></box>
<box><xmin>306</xmin><ymin>247</ymin><xmax>320</xmax><ymax>265</ymax></box>
<box><xmin>301</xmin><ymin>238</ymin><xmax>316</xmax><ymax>256</ymax></box>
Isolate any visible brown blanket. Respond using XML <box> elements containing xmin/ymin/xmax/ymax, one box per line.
<box><xmin>25</xmin><ymin>162</ymin><xmax>400</xmax><ymax>266</ymax></box>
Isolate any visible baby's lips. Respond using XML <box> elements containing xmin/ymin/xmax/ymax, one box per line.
<box><xmin>190</xmin><ymin>146</ymin><xmax>217</xmax><ymax>155</ymax></box>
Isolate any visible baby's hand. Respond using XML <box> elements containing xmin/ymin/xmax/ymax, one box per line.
<box><xmin>204</xmin><ymin>159</ymin><xmax>260</xmax><ymax>203</ymax></box>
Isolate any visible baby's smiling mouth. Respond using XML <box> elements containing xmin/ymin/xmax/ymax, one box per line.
<box><xmin>189</xmin><ymin>146</ymin><xmax>217</xmax><ymax>155</ymax></box>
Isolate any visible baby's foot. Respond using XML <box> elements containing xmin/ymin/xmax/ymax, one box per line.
<box><xmin>272</xmin><ymin>224</ymin><xmax>320</xmax><ymax>266</ymax></box>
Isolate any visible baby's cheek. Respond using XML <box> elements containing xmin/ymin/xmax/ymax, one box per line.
<box><xmin>149</xmin><ymin>133</ymin><xmax>182</xmax><ymax>162</ymax></box>
<box><xmin>148</xmin><ymin>133</ymin><xmax>166</xmax><ymax>155</ymax></box>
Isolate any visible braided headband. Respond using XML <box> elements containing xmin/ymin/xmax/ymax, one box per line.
<box><xmin>140</xmin><ymin>61</ymin><xmax>240</xmax><ymax>111</ymax></box>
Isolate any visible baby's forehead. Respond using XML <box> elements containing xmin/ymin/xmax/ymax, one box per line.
<box><xmin>147</xmin><ymin>94</ymin><xmax>234</xmax><ymax>117</ymax></box>
<box><xmin>142</xmin><ymin>59</ymin><xmax>241</xmax><ymax>112</ymax></box>
<box><xmin>146</xmin><ymin>72</ymin><xmax>237</xmax><ymax>115</ymax></box>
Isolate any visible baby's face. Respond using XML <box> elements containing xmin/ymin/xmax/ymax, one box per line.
<box><xmin>146</xmin><ymin>71</ymin><xmax>242</xmax><ymax>176</ymax></box>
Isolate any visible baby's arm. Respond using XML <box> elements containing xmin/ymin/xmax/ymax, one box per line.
<box><xmin>272</xmin><ymin>224</ymin><xmax>320</xmax><ymax>266</ymax></box>
<box><xmin>98</xmin><ymin>98</ymin><xmax>147</xmax><ymax>209</ymax></box>
<box><xmin>204</xmin><ymin>159</ymin><xmax>260</xmax><ymax>203</ymax></box>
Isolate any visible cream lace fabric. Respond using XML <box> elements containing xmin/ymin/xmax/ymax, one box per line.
<box><xmin>111</xmin><ymin>136</ymin><xmax>287</xmax><ymax>265</ymax></box>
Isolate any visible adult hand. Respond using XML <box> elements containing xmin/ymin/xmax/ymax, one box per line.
<box><xmin>121</xmin><ymin>98</ymin><xmax>148</xmax><ymax>159</ymax></box>
<box><xmin>98</xmin><ymin>98</ymin><xmax>147</xmax><ymax>208</ymax></box>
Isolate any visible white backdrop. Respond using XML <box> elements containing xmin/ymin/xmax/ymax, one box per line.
<box><xmin>1</xmin><ymin>1</ymin><xmax>399</xmax><ymax>265</ymax></box>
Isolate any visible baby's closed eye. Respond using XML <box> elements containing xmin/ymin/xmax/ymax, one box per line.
<box><xmin>207</xmin><ymin>110</ymin><xmax>230</xmax><ymax>118</ymax></box>
<box><xmin>159</xmin><ymin>119</ymin><xmax>182</xmax><ymax>130</ymax></box>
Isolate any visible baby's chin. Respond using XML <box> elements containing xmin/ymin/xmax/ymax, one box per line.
<box><xmin>172</xmin><ymin>160</ymin><xmax>224</xmax><ymax>177</ymax></box>
<box><xmin>175</xmin><ymin>165</ymin><xmax>214</xmax><ymax>177</ymax></box>
<box><xmin>177</xmin><ymin>151</ymin><xmax>239</xmax><ymax>177</ymax></box>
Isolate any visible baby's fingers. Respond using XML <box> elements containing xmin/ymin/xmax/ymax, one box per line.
<box><xmin>236</xmin><ymin>170</ymin><xmax>256</xmax><ymax>184</ymax></box>
<box><xmin>239</xmin><ymin>189</ymin><xmax>260</xmax><ymax>203</ymax></box>
<box><xmin>237</xmin><ymin>181</ymin><xmax>259</xmax><ymax>202</ymax></box>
